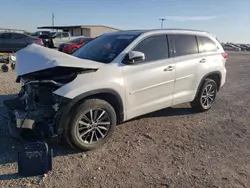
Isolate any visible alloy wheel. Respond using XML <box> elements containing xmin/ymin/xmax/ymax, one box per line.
<box><xmin>200</xmin><ymin>83</ymin><xmax>216</xmax><ymax>109</ymax></box>
<box><xmin>76</xmin><ymin>108</ymin><xmax>111</xmax><ymax>144</ymax></box>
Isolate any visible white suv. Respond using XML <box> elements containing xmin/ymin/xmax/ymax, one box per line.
<box><xmin>6</xmin><ymin>29</ymin><xmax>228</xmax><ymax>151</ymax></box>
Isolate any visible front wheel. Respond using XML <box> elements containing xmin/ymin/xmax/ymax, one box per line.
<box><xmin>65</xmin><ymin>99</ymin><xmax>117</xmax><ymax>151</ymax></box>
<box><xmin>191</xmin><ymin>78</ymin><xmax>217</xmax><ymax>112</ymax></box>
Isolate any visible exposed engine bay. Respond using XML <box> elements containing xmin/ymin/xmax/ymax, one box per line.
<box><xmin>4</xmin><ymin>67</ymin><xmax>96</xmax><ymax>140</ymax></box>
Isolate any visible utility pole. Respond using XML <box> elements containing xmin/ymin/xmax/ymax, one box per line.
<box><xmin>52</xmin><ymin>12</ymin><xmax>55</xmax><ymax>31</ymax></box>
<box><xmin>159</xmin><ymin>18</ymin><xmax>166</xmax><ymax>29</ymax></box>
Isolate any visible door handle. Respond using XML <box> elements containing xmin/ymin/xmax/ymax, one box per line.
<box><xmin>199</xmin><ymin>58</ymin><xmax>206</xmax><ymax>63</ymax></box>
<box><xmin>164</xmin><ymin>66</ymin><xmax>175</xmax><ymax>71</ymax></box>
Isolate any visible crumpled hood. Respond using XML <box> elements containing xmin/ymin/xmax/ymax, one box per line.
<box><xmin>15</xmin><ymin>44</ymin><xmax>104</xmax><ymax>76</ymax></box>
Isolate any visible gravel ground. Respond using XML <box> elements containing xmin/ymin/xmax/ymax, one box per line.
<box><xmin>0</xmin><ymin>52</ymin><xmax>249</xmax><ymax>188</ymax></box>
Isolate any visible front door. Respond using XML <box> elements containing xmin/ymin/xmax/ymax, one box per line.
<box><xmin>0</xmin><ymin>33</ymin><xmax>11</xmax><ymax>52</ymax></box>
<box><xmin>123</xmin><ymin>34</ymin><xmax>176</xmax><ymax>120</ymax></box>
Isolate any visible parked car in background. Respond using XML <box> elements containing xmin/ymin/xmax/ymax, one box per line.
<box><xmin>31</xmin><ymin>31</ymin><xmax>51</xmax><ymax>37</ymax></box>
<box><xmin>239</xmin><ymin>44</ymin><xmax>250</xmax><ymax>51</ymax></box>
<box><xmin>50</xmin><ymin>31</ymin><xmax>80</xmax><ymax>48</ymax></box>
<box><xmin>7</xmin><ymin>29</ymin><xmax>227</xmax><ymax>151</ymax></box>
<box><xmin>222</xmin><ymin>44</ymin><xmax>241</xmax><ymax>51</ymax></box>
<box><xmin>31</xmin><ymin>30</ymin><xmax>54</xmax><ymax>48</ymax></box>
<box><xmin>58</xmin><ymin>37</ymin><xmax>94</xmax><ymax>54</ymax></box>
<box><xmin>229</xmin><ymin>43</ymin><xmax>245</xmax><ymax>51</ymax></box>
<box><xmin>0</xmin><ymin>32</ymin><xmax>43</xmax><ymax>52</ymax></box>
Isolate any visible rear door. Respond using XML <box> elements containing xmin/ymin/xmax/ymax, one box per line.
<box><xmin>11</xmin><ymin>33</ymin><xmax>28</xmax><ymax>51</ymax></box>
<box><xmin>196</xmin><ymin>35</ymin><xmax>225</xmax><ymax>83</ymax></box>
<box><xmin>0</xmin><ymin>33</ymin><xmax>11</xmax><ymax>52</ymax></box>
<box><xmin>123</xmin><ymin>34</ymin><xmax>176</xmax><ymax>119</ymax></box>
<box><xmin>169</xmin><ymin>34</ymin><xmax>210</xmax><ymax>105</ymax></box>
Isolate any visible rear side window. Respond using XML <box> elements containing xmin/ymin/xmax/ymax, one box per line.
<box><xmin>13</xmin><ymin>33</ymin><xmax>26</xmax><ymax>39</ymax></box>
<box><xmin>133</xmin><ymin>35</ymin><xmax>169</xmax><ymax>62</ymax></box>
<box><xmin>197</xmin><ymin>36</ymin><xmax>218</xmax><ymax>53</ymax></box>
<box><xmin>171</xmin><ymin>34</ymin><xmax>198</xmax><ymax>56</ymax></box>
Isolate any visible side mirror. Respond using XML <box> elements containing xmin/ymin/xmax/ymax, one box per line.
<box><xmin>125</xmin><ymin>51</ymin><xmax>145</xmax><ymax>64</ymax></box>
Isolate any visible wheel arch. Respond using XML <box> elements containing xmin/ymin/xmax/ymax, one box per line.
<box><xmin>56</xmin><ymin>89</ymin><xmax>124</xmax><ymax>135</ymax></box>
<box><xmin>193</xmin><ymin>71</ymin><xmax>222</xmax><ymax>100</ymax></box>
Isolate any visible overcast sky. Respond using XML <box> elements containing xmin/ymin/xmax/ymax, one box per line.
<box><xmin>1</xmin><ymin>0</ymin><xmax>249</xmax><ymax>43</ymax></box>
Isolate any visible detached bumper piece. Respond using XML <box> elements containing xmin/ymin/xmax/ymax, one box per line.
<box><xmin>18</xmin><ymin>141</ymin><xmax>53</xmax><ymax>177</ymax></box>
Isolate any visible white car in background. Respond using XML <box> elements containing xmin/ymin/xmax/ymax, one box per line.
<box><xmin>5</xmin><ymin>29</ymin><xmax>228</xmax><ymax>151</ymax></box>
<box><xmin>51</xmin><ymin>31</ymin><xmax>80</xmax><ymax>48</ymax></box>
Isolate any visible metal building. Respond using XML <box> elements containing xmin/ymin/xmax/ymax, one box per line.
<box><xmin>37</xmin><ymin>25</ymin><xmax>120</xmax><ymax>37</ymax></box>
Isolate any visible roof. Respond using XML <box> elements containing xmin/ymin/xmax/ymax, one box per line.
<box><xmin>37</xmin><ymin>25</ymin><xmax>120</xmax><ymax>30</ymax></box>
<box><xmin>107</xmin><ymin>29</ymin><xmax>209</xmax><ymax>37</ymax></box>
<box><xmin>114</xmin><ymin>28</ymin><xmax>207</xmax><ymax>34</ymax></box>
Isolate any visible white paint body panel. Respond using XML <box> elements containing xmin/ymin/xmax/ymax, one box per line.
<box><xmin>18</xmin><ymin>30</ymin><xmax>227</xmax><ymax>122</ymax></box>
<box><xmin>123</xmin><ymin>58</ymin><xmax>175</xmax><ymax>119</ymax></box>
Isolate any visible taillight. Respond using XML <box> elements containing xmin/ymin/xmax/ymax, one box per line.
<box><xmin>35</xmin><ymin>39</ymin><xmax>44</xmax><ymax>46</ymax></box>
<box><xmin>221</xmin><ymin>52</ymin><xmax>228</xmax><ymax>59</ymax></box>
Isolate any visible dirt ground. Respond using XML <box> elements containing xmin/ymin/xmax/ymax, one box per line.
<box><xmin>0</xmin><ymin>52</ymin><xmax>249</xmax><ymax>188</ymax></box>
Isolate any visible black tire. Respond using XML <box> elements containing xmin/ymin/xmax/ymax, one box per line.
<box><xmin>190</xmin><ymin>78</ymin><xmax>217</xmax><ymax>112</ymax></box>
<box><xmin>65</xmin><ymin>99</ymin><xmax>117</xmax><ymax>151</ymax></box>
<box><xmin>71</xmin><ymin>47</ymin><xmax>78</xmax><ymax>54</ymax></box>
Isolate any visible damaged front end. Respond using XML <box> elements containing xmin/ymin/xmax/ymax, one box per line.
<box><xmin>4</xmin><ymin>67</ymin><xmax>94</xmax><ymax>141</ymax></box>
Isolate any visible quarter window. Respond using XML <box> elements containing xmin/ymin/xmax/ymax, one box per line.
<box><xmin>197</xmin><ymin>36</ymin><xmax>218</xmax><ymax>53</ymax></box>
<box><xmin>133</xmin><ymin>35</ymin><xmax>169</xmax><ymax>62</ymax></box>
<box><xmin>171</xmin><ymin>34</ymin><xmax>198</xmax><ymax>56</ymax></box>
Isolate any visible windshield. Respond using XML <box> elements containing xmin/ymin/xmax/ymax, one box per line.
<box><xmin>72</xmin><ymin>33</ymin><xmax>138</xmax><ymax>63</ymax></box>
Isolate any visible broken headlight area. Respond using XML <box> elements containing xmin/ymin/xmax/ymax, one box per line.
<box><xmin>4</xmin><ymin>67</ymin><xmax>95</xmax><ymax>140</ymax></box>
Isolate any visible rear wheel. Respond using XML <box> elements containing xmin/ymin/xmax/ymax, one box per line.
<box><xmin>191</xmin><ymin>78</ymin><xmax>217</xmax><ymax>112</ymax></box>
<box><xmin>65</xmin><ymin>99</ymin><xmax>117</xmax><ymax>151</ymax></box>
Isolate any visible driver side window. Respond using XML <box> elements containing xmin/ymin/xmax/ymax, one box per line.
<box><xmin>55</xmin><ymin>33</ymin><xmax>62</xmax><ymax>38</ymax></box>
<box><xmin>133</xmin><ymin>35</ymin><xmax>169</xmax><ymax>63</ymax></box>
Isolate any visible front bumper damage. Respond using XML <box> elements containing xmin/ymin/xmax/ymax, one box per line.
<box><xmin>5</xmin><ymin>44</ymin><xmax>101</xmax><ymax>141</ymax></box>
<box><xmin>4</xmin><ymin>96</ymin><xmax>44</xmax><ymax>140</ymax></box>
<box><xmin>4</xmin><ymin>85</ymin><xmax>65</xmax><ymax>141</ymax></box>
